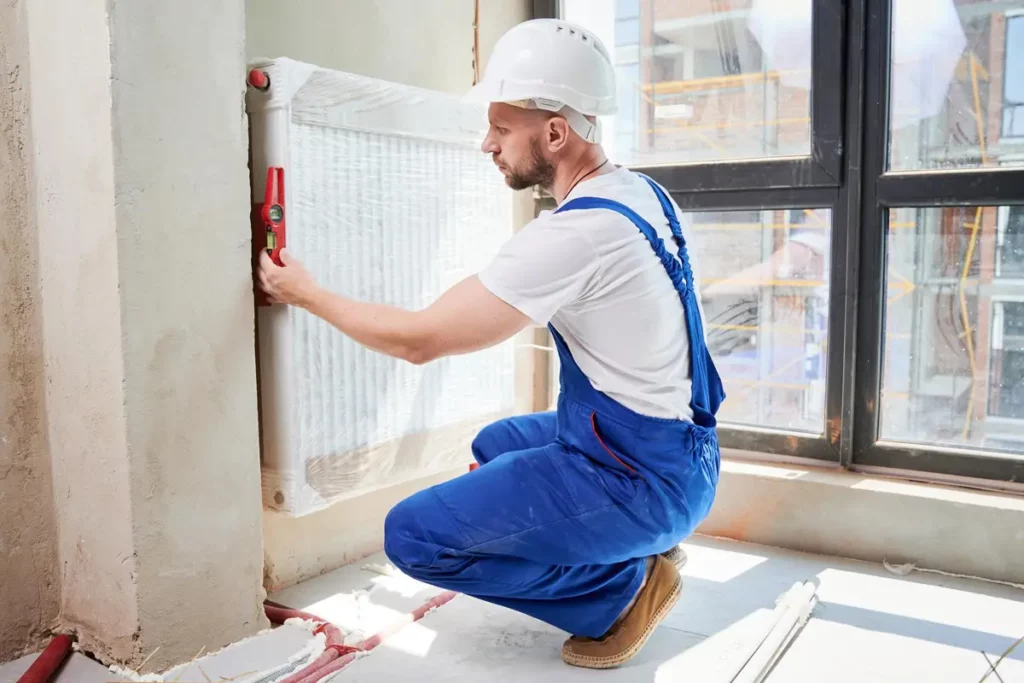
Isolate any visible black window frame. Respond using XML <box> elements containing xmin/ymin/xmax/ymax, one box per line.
<box><xmin>536</xmin><ymin>0</ymin><xmax>1024</xmax><ymax>486</ymax></box>
<box><xmin>854</xmin><ymin>0</ymin><xmax>1024</xmax><ymax>483</ymax></box>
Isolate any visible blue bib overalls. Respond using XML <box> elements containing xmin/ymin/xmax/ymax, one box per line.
<box><xmin>385</xmin><ymin>175</ymin><xmax>725</xmax><ymax>638</ymax></box>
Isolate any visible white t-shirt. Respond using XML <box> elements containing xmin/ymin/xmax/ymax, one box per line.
<box><xmin>479</xmin><ymin>167</ymin><xmax>701</xmax><ymax>421</ymax></box>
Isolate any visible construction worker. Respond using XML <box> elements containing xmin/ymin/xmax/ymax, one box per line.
<box><xmin>258</xmin><ymin>18</ymin><xmax>724</xmax><ymax>669</ymax></box>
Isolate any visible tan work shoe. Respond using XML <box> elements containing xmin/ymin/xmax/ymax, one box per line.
<box><xmin>662</xmin><ymin>544</ymin><xmax>687</xmax><ymax>570</ymax></box>
<box><xmin>561</xmin><ymin>555</ymin><xmax>682</xmax><ymax>669</ymax></box>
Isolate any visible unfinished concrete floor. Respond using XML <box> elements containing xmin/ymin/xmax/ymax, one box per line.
<box><xmin>4</xmin><ymin>536</ymin><xmax>1021</xmax><ymax>682</ymax></box>
<box><xmin>270</xmin><ymin>536</ymin><xmax>1024</xmax><ymax>682</ymax></box>
<box><xmin>0</xmin><ymin>653</ymin><xmax>123</xmax><ymax>683</ymax></box>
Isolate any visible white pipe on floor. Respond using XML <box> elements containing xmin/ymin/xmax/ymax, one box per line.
<box><xmin>715</xmin><ymin>581</ymin><xmax>804</xmax><ymax>683</ymax></box>
<box><xmin>732</xmin><ymin>581</ymin><xmax>817</xmax><ymax>683</ymax></box>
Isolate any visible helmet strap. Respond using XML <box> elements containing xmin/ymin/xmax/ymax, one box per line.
<box><xmin>560</xmin><ymin>107</ymin><xmax>600</xmax><ymax>144</ymax></box>
<box><xmin>524</xmin><ymin>99</ymin><xmax>601</xmax><ymax>144</ymax></box>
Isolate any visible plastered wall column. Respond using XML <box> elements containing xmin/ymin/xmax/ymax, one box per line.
<box><xmin>25</xmin><ymin>0</ymin><xmax>264</xmax><ymax>670</ymax></box>
<box><xmin>0</xmin><ymin>0</ymin><xmax>61</xmax><ymax>661</ymax></box>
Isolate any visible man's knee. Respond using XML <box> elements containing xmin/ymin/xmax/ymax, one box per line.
<box><xmin>472</xmin><ymin>413</ymin><xmax>556</xmax><ymax>465</ymax></box>
<box><xmin>471</xmin><ymin>420</ymin><xmax>506</xmax><ymax>465</ymax></box>
<box><xmin>383</xmin><ymin>488</ymin><xmax>459</xmax><ymax>579</ymax></box>
<box><xmin>383</xmin><ymin>496</ymin><xmax>421</xmax><ymax>573</ymax></box>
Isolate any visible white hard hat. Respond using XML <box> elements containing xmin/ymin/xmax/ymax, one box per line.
<box><xmin>465</xmin><ymin>19</ymin><xmax>616</xmax><ymax>143</ymax></box>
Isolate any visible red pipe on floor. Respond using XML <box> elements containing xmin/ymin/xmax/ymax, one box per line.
<box><xmin>265</xmin><ymin>590</ymin><xmax>458</xmax><ymax>683</ymax></box>
<box><xmin>17</xmin><ymin>635</ymin><xmax>73</xmax><ymax>683</ymax></box>
<box><xmin>265</xmin><ymin>605</ymin><xmax>357</xmax><ymax>683</ymax></box>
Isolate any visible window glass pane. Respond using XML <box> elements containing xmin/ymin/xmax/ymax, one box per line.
<box><xmin>882</xmin><ymin>207</ymin><xmax>1024</xmax><ymax>454</ymax></box>
<box><xmin>998</xmin><ymin>206</ymin><xmax>1024</xmax><ymax>277</ymax></box>
<box><xmin>615</xmin><ymin>18</ymin><xmax>641</xmax><ymax>46</ymax></box>
<box><xmin>888</xmin><ymin>1</ymin><xmax>1024</xmax><ymax>170</ymax></box>
<box><xmin>1004</xmin><ymin>15</ymin><xmax>1024</xmax><ymax>138</ymax></box>
<box><xmin>616</xmin><ymin>0</ymin><xmax>640</xmax><ymax>18</ymax></box>
<box><xmin>615</xmin><ymin>64</ymin><xmax>641</xmax><ymax>161</ymax></box>
<box><xmin>563</xmin><ymin>0</ymin><xmax>812</xmax><ymax>166</ymax></box>
<box><xmin>691</xmin><ymin>208</ymin><xmax>832</xmax><ymax>432</ymax></box>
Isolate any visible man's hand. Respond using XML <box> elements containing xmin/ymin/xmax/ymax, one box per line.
<box><xmin>258</xmin><ymin>249</ymin><xmax>321</xmax><ymax>307</ymax></box>
<box><xmin>257</xmin><ymin>248</ymin><xmax>530</xmax><ymax>364</ymax></box>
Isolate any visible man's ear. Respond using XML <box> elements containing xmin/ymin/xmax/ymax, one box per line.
<box><xmin>546</xmin><ymin>116</ymin><xmax>570</xmax><ymax>152</ymax></box>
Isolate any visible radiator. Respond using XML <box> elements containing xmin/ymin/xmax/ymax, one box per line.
<box><xmin>246</xmin><ymin>58</ymin><xmax>516</xmax><ymax>516</ymax></box>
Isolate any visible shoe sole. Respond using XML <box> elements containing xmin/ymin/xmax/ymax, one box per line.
<box><xmin>561</xmin><ymin>573</ymin><xmax>683</xmax><ymax>670</ymax></box>
<box><xmin>663</xmin><ymin>547</ymin><xmax>687</xmax><ymax>570</ymax></box>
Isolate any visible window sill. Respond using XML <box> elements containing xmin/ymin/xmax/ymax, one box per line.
<box><xmin>700</xmin><ymin>454</ymin><xmax>1024</xmax><ymax>586</ymax></box>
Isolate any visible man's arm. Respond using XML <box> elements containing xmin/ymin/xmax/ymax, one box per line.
<box><xmin>258</xmin><ymin>250</ymin><xmax>530</xmax><ymax>364</ymax></box>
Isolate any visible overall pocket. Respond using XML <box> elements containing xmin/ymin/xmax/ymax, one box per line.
<box><xmin>568</xmin><ymin>405</ymin><xmax>641</xmax><ymax>505</ymax></box>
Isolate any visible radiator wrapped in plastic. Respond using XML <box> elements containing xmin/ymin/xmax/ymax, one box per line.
<box><xmin>246</xmin><ymin>58</ymin><xmax>516</xmax><ymax>516</ymax></box>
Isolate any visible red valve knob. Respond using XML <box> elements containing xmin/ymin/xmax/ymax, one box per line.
<box><xmin>247</xmin><ymin>69</ymin><xmax>270</xmax><ymax>91</ymax></box>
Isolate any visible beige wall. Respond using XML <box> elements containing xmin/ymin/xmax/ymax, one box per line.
<box><xmin>246</xmin><ymin>0</ymin><xmax>532</xmax><ymax>96</ymax></box>
<box><xmin>245</xmin><ymin>0</ymin><xmax>535</xmax><ymax>589</ymax></box>
<box><xmin>0</xmin><ymin>0</ymin><xmax>61</xmax><ymax>662</ymax></box>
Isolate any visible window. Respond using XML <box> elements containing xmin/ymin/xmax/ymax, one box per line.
<box><xmin>564</xmin><ymin>0</ymin><xmax>813</xmax><ymax>166</ymax></box>
<box><xmin>546</xmin><ymin>0</ymin><xmax>1024</xmax><ymax>481</ymax></box>
<box><xmin>615</xmin><ymin>18</ymin><xmax>640</xmax><ymax>47</ymax></box>
<box><xmin>1003</xmin><ymin>14</ymin><xmax>1024</xmax><ymax>138</ymax></box>
<box><xmin>613</xmin><ymin>63</ymin><xmax>641</xmax><ymax>169</ymax></box>
<box><xmin>997</xmin><ymin>205</ymin><xmax>1024</xmax><ymax>277</ymax></box>
<box><xmin>615</xmin><ymin>0</ymin><xmax>639</xmax><ymax>17</ymax></box>
<box><xmin>889</xmin><ymin>2</ymin><xmax>1024</xmax><ymax>170</ymax></box>
<box><xmin>615</xmin><ymin>0</ymin><xmax>640</xmax><ymax>49</ymax></box>
<box><xmin>989</xmin><ymin>301</ymin><xmax>1024</xmax><ymax>420</ymax></box>
<box><xmin>689</xmin><ymin>208</ymin><xmax>832</xmax><ymax>433</ymax></box>
<box><xmin>877</xmin><ymin>206</ymin><xmax>1024</xmax><ymax>452</ymax></box>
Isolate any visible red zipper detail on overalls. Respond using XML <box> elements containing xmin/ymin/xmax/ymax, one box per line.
<box><xmin>590</xmin><ymin>412</ymin><xmax>637</xmax><ymax>474</ymax></box>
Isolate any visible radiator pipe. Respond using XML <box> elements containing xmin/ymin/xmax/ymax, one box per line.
<box><xmin>17</xmin><ymin>634</ymin><xmax>73</xmax><ymax>683</ymax></box>
<box><xmin>264</xmin><ymin>604</ymin><xmax>356</xmax><ymax>683</ymax></box>
<box><xmin>265</xmin><ymin>590</ymin><xmax>457</xmax><ymax>683</ymax></box>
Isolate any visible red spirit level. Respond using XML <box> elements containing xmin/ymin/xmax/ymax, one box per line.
<box><xmin>262</xmin><ymin>166</ymin><xmax>286</xmax><ymax>266</ymax></box>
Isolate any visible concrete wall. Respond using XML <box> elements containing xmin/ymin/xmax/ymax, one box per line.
<box><xmin>107</xmin><ymin>0</ymin><xmax>266</xmax><ymax>664</ymax></box>
<box><xmin>28</xmin><ymin>0</ymin><xmax>141</xmax><ymax>660</ymax></box>
<box><xmin>1</xmin><ymin>0</ymin><xmax>265</xmax><ymax>669</ymax></box>
<box><xmin>0</xmin><ymin>0</ymin><xmax>61</xmax><ymax>662</ymax></box>
<box><xmin>245</xmin><ymin>0</ymin><xmax>534</xmax><ymax>590</ymax></box>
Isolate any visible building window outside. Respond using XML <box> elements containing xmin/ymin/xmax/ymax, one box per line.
<box><xmin>1003</xmin><ymin>13</ymin><xmax>1024</xmax><ymax>138</ymax></box>
<box><xmin>997</xmin><ymin>205</ymin><xmax>1024</xmax><ymax>277</ymax></box>
<box><xmin>614</xmin><ymin>0</ymin><xmax>640</xmax><ymax>48</ymax></box>
<box><xmin>989</xmin><ymin>301</ymin><xmax>1024</xmax><ymax>420</ymax></box>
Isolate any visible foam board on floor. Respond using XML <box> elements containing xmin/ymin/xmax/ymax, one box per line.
<box><xmin>159</xmin><ymin>623</ymin><xmax>317</xmax><ymax>683</ymax></box>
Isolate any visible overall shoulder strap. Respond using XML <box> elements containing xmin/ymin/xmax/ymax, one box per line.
<box><xmin>556</xmin><ymin>197</ymin><xmax>691</xmax><ymax>297</ymax></box>
<box><xmin>555</xmin><ymin>193</ymin><xmax>724</xmax><ymax>422</ymax></box>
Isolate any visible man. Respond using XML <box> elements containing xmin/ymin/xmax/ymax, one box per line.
<box><xmin>258</xmin><ymin>18</ymin><xmax>724</xmax><ymax>669</ymax></box>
